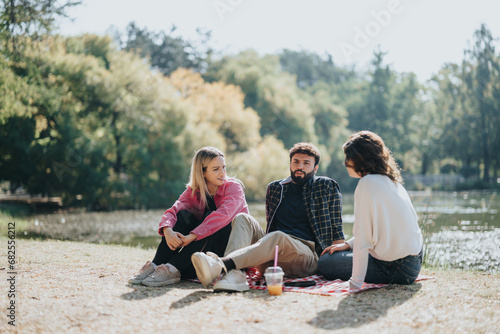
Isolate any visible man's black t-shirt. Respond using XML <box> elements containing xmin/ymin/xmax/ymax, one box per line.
<box><xmin>272</xmin><ymin>182</ymin><xmax>315</xmax><ymax>242</ymax></box>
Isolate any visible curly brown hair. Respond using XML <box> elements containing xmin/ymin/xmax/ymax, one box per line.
<box><xmin>342</xmin><ymin>131</ymin><xmax>403</xmax><ymax>183</ymax></box>
<box><xmin>289</xmin><ymin>142</ymin><xmax>321</xmax><ymax>166</ymax></box>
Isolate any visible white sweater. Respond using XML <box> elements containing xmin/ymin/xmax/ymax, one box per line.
<box><xmin>346</xmin><ymin>174</ymin><xmax>423</xmax><ymax>289</ymax></box>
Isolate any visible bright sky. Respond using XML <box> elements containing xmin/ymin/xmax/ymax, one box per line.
<box><xmin>56</xmin><ymin>0</ymin><xmax>500</xmax><ymax>83</ymax></box>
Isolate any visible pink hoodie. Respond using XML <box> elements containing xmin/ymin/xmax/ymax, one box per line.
<box><xmin>158</xmin><ymin>178</ymin><xmax>249</xmax><ymax>240</ymax></box>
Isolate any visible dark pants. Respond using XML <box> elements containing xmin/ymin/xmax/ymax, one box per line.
<box><xmin>152</xmin><ymin>210</ymin><xmax>232</xmax><ymax>279</ymax></box>
<box><xmin>317</xmin><ymin>249</ymin><xmax>423</xmax><ymax>285</ymax></box>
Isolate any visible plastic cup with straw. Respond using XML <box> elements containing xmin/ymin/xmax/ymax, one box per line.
<box><xmin>264</xmin><ymin>245</ymin><xmax>284</xmax><ymax>295</ymax></box>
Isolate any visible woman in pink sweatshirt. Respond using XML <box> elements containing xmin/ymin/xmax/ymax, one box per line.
<box><xmin>128</xmin><ymin>146</ymin><xmax>249</xmax><ymax>287</ymax></box>
<box><xmin>318</xmin><ymin>131</ymin><xmax>423</xmax><ymax>290</ymax></box>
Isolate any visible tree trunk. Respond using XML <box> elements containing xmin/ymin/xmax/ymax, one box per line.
<box><xmin>479</xmin><ymin>99</ymin><xmax>490</xmax><ymax>182</ymax></box>
<box><xmin>421</xmin><ymin>153</ymin><xmax>429</xmax><ymax>175</ymax></box>
<box><xmin>110</xmin><ymin>110</ymin><xmax>122</xmax><ymax>174</ymax></box>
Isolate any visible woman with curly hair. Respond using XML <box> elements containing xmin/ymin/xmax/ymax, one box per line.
<box><xmin>318</xmin><ymin>131</ymin><xmax>423</xmax><ymax>290</ymax></box>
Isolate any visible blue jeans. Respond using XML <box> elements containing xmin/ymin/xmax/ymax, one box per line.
<box><xmin>317</xmin><ymin>249</ymin><xmax>423</xmax><ymax>285</ymax></box>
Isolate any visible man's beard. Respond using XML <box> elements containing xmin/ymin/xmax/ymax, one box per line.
<box><xmin>290</xmin><ymin>169</ymin><xmax>315</xmax><ymax>185</ymax></box>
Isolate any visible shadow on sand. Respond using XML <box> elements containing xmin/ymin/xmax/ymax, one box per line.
<box><xmin>120</xmin><ymin>280</ymin><xmax>201</xmax><ymax>301</ymax></box>
<box><xmin>120</xmin><ymin>279</ymin><xmax>280</xmax><ymax>309</ymax></box>
<box><xmin>308</xmin><ymin>283</ymin><xmax>422</xmax><ymax>330</ymax></box>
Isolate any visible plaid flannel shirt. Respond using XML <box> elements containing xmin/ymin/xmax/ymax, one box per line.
<box><xmin>265</xmin><ymin>175</ymin><xmax>344</xmax><ymax>255</ymax></box>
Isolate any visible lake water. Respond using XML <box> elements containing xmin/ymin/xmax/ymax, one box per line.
<box><xmin>22</xmin><ymin>190</ymin><xmax>499</xmax><ymax>273</ymax></box>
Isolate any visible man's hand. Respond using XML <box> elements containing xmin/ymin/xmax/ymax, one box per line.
<box><xmin>321</xmin><ymin>242</ymin><xmax>350</xmax><ymax>256</ymax></box>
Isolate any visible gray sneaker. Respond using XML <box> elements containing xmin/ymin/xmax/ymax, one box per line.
<box><xmin>141</xmin><ymin>264</ymin><xmax>181</xmax><ymax>287</ymax></box>
<box><xmin>213</xmin><ymin>269</ymin><xmax>249</xmax><ymax>292</ymax></box>
<box><xmin>128</xmin><ymin>261</ymin><xmax>155</xmax><ymax>284</ymax></box>
<box><xmin>191</xmin><ymin>252</ymin><xmax>227</xmax><ymax>289</ymax></box>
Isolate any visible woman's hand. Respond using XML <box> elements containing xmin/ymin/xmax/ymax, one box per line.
<box><xmin>321</xmin><ymin>242</ymin><xmax>350</xmax><ymax>256</ymax></box>
<box><xmin>179</xmin><ymin>233</ymin><xmax>197</xmax><ymax>247</ymax></box>
<box><xmin>164</xmin><ymin>227</ymin><xmax>183</xmax><ymax>250</ymax></box>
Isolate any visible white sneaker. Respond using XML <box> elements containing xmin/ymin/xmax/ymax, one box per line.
<box><xmin>191</xmin><ymin>252</ymin><xmax>227</xmax><ymax>289</ymax></box>
<box><xmin>213</xmin><ymin>270</ymin><xmax>249</xmax><ymax>292</ymax></box>
<box><xmin>141</xmin><ymin>264</ymin><xmax>181</xmax><ymax>287</ymax></box>
<box><xmin>128</xmin><ymin>261</ymin><xmax>155</xmax><ymax>284</ymax></box>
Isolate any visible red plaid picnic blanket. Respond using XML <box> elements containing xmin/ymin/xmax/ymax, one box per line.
<box><xmin>245</xmin><ymin>267</ymin><xmax>433</xmax><ymax>296</ymax></box>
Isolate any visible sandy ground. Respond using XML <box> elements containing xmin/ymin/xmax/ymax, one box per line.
<box><xmin>0</xmin><ymin>238</ymin><xmax>498</xmax><ymax>334</ymax></box>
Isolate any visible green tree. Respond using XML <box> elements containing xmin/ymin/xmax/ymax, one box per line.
<box><xmin>115</xmin><ymin>22</ymin><xmax>212</xmax><ymax>76</ymax></box>
<box><xmin>1</xmin><ymin>34</ymin><xmax>190</xmax><ymax>208</ymax></box>
<box><xmin>279</xmin><ymin>49</ymin><xmax>358</xmax><ymax>90</ymax></box>
<box><xmin>431</xmin><ymin>25</ymin><xmax>500</xmax><ymax>183</ymax></box>
<box><xmin>231</xmin><ymin>136</ymin><xmax>290</xmax><ymax>200</ymax></box>
<box><xmin>60</xmin><ymin>34</ymin><xmax>189</xmax><ymax>208</ymax></box>
<box><xmin>278</xmin><ymin>49</ymin><xmax>361</xmax><ymax>180</ymax></box>
<box><xmin>462</xmin><ymin>24</ymin><xmax>500</xmax><ymax>182</ymax></box>
<box><xmin>303</xmin><ymin>82</ymin><xmax>350</xmax><ymax>177</ymax></box>
<box><xmin>431</xmin><ymin>63</ymin><xmax>480</xmax><ymax>178</ymax></box>
<box><xmin>390</xmin><ymin>72</ymin><xmax>430</xmax><ymax>173</ymax></box>
<box><xmin>167</xmin><ymin>68</ymin><xmax>261</xmax><ymax>156</ymax></box>
<box><xmin>206</xmin><ymin>50</ymin><xmax>317</xmax><ymax>148</ymax></box>
<box><xmin>0</xmin><ymin>0</ymin><xmax>80</xmax><ymax>55</ymax></box>
<box><xmin>349</xmin><ymin>50</ymin><xmax>393</xmax><ymax>135</ymax></box>
<box><xmin>346</xmin><ymin>50</ymin><xmax>429</xmax><ymax>174</ymax></box>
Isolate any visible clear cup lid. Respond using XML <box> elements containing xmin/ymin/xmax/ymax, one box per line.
<box><xmin>264</xmin><ymin>266</ymin><xmax>284</xmax><ymax>275</ymax></box>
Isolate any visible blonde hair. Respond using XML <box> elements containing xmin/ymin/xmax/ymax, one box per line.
<box><xmin>187</xmin><ymin>146</ymin><xmax>225</xmax><ymax>208</ymax></box>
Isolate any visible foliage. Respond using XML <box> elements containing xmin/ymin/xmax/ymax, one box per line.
<box><xmin>166</xmin><ymin>68</ymin><xmax>291</xmax><ymax>199</ymax></box>
<box><xmin>231</xmin><ymin>136</ymin><xmax>290</xmax><ymax>201</ymax></box>
<box><xmin>0</xmin><ymin>0</ymin><xmax>80</xmax><ymax>56</ymax></box>
<box><xmin>205</xmin><ymin>50</ymin><xmax>317</xmax><ymax>148</ymax></box>
<box><xmin>278</xmin><ymin>49</ymin><xmax>357</xmax><ymax>179</ymax></box>
<box><xmin>1</xmin><ymin>35</ymin><xmax>189</xmax><ymax>208</ymax></box>
<box><xmin>462</xmin><ymin>24</ymin><xmax>500</xmax><ymax>182</ymax></box>
<box><xmin>346</xmin><ymin>49</ymin><xmax>436</xmax><ymax>175</ymax></box>
<box><xmin>167</xmin><ymin>68</ymin><xmax>261</xmax><ymax>154</ymax></box>
<box><xmin>1</xmin><ymin>1</ymin><xmax>500</xmax><ymax>210</ymax></box>
<box><xmin>279</xmin><ymin>49</ymin><xmax>357</xmax><ymax>88</ymax></box>
<box><xmin>431</xmin><ymin>24</ymin><xmax>500</xmax><ymax>183</ymax></box>
<box><xmin>115</xmin><ymin>22</ymin><xmax>212</xmax><ymax>76</ymax></box>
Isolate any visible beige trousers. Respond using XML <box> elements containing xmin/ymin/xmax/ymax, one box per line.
<box><xmin>224</xmin><ymin>213</ymin><xmax>318</xmax><ymax>278</ymax></box>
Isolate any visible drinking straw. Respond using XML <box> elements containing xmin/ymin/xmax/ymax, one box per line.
<box><xmin>274</xmin><ymin>245</ymin><xmax>279</xmax><ymax>272</ymax></box>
